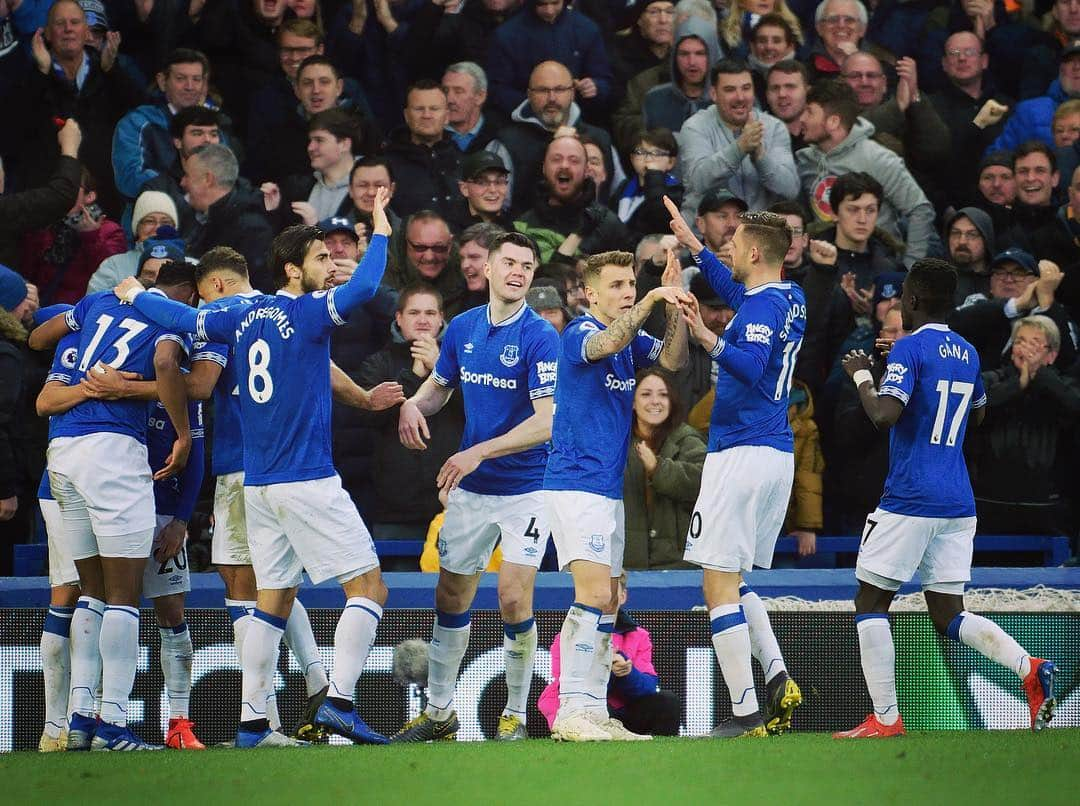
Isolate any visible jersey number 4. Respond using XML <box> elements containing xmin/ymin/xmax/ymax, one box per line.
<box><xmin>78</xmin><ymin>314</ymin><xmax>148</xmax><ymax>372</ymax></box>
<box><xmin>930</xmin><ymin>380</ymin><xmax>974</xmax><ymax>447</ymax></box>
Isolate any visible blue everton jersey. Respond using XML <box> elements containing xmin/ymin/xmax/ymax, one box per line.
<box><xmin>694</xmin><ymin>249</ymin><xmax>806</xmax><ymax>454</ymax></box>
<box><xmin>148</xmin><ymin>396</ymin><xmax>206</xmax><ymax>520</ymax></box>
<box><xmin>432</xmin><ymin>303</ymin><xmax>559</xmax><ymax>495</ymax></box>
<box><xmin>190</xmin><ymin>291</ymin><xmax>260</xmax><ymax>476</ymax></box>
<box><xmin>194</xmin><ymin>288</ymin><xmax>348</xmax><ymax>485</ymax></box>
<box><xmin>877</xmin><ymin>323</ymin><xmax>987</xmax><ymax>518</ymax></box>
<box><xmin>51</xmin><ymin>290</ymin><xmax>185</xmax><ymax>444</ymax></box>
<box><xmin>544</xmin><ymin>313</ymin><xmax>663</xmax><ymax>499</ymax></box>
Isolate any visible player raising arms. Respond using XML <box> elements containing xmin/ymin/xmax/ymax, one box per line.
<box><xmin>394</xmin><ymin>231</ymin><xmax>559</xmax><ymax>743</ymax></box>
<box><xmin>545</xmin><ymin>250</ymin><xmax>689</xmax><ymax>742</ymax></box>
<box><xmin>664</xmin><ymin>196</ymin><xmax>805</xmax><ymax>738</ymax></box>
<box><xmin>836</xmin><ymin>259</ymin><xmax>1056</xmax><ymax>738</ymax></box>
<box><xmin>113</xmin><ymin>188</ymin><xmax>398</xmax><ymax>748</ymax></box>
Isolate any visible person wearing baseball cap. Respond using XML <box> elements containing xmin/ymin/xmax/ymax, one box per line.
<box><xmin>695</xmin><ymin>188</ymin><xmax>748</xmax><ymax>253</ymax></box>
<box><xmin>449</xmin><ymin>151</ymin><xmax>513</xmax><ymax>231</ymax></box>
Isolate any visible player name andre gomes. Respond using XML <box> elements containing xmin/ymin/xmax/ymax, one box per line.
<box><xmin>234</xmin><ymin>305</ymin><xmax>295</xmax><ymax>341</ymax></box>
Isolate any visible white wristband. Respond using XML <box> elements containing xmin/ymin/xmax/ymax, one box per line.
<box><xmin>122</xmin><ymin>286</ymin><xmax>144</xmax><ymax>305</ymax></box>
<box><xmin>852</xmin><ymin>369</ymin><xmax>874</xmax><ymax>387</ymax></box>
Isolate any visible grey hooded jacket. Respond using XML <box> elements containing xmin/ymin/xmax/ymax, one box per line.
<box><xmin>796</xmin><ymin>118</ymin><xmax>935</xmax><ymax>267</ymax></box>
<box><xmin>641</xmin><ymin>16</ymin><xmax>722</xmax><ymax>137</ymax></box>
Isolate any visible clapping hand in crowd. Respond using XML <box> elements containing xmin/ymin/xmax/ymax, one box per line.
<box><xmin>410</xmin><ymin>333</ymin><xmax>440</xmax><ymax>378</ymax></box>
<box><xmin>841</xmin><ymin>272</ymin><xmax>873</xmax><ymax>316</ymax></box>
<box><xmin>1036</xmin><ymin>260</ymin><xmax>1063</xmax><ymax>310</ymax></box>
<box><xmin>808</xmin><ymin>239</ymin><xmax>837</xmax><ymax>266</ymax></box>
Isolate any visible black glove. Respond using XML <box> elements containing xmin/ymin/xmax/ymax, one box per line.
<box><xmin>578</xmin><ymin>203</ymin><xmax>606</xmax><ymax>239</ymax></box>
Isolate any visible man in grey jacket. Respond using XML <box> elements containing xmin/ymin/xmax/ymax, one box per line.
<box><xmin>796</xmin><ymin>79</ymin><xmax>935</xmax><ymax>267</ymax></box>
<box><xmin>680</xmin><ymin>59</ymin><xmax>799</xmax><ymax>219</ymax></box>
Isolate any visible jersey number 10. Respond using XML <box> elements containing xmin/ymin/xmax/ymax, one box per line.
<box><xmin>930</xmin><ymin>380</ymin><xmax>974</xmax><ymax>447</ymax></box>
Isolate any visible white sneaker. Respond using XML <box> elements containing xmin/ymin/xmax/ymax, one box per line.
<box><xmin>38</xmin><ymin>732</ymin><xmax>66</xmax><ymax>752</ymax></box>
<box><xmin>551</xmin><ymin>711</ymin><xmax>613</xmax><ymax>742</ymax></box>
<box><xmin>586</xmin><ymin>712</ymin><xmax>652</xmax><ymax>741</ymax></box>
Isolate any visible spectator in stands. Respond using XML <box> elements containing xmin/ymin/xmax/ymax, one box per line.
<box><xmin>340</xmin><ymin>157</ymin><xmax>402</xmax><ymax>251</ymax></box>
<box><xmin>456</xmin><ymin>221</ymin><xmax>503</xmax><ymax>311</ymax></box>
<box><xmin>827</xmin><ymin>304</ymin><xmax>904</xmax><ymax>532</ymax></box>
<box><xmin>513</xmin><ymin>135</ymin><xmax>632</xmax><ymax>263</ymax></box>
<box><xmin>1030</xmin><ymin>165</ymin><xmax>1080</xmax><ymax>309</ymax></box>
<box><xmin>486</xmin><ymin>0</ymin><xmax>614</xmax><ymax>119</ymax></box>
<box><xmin>679</xmin><ymin>272</ymin><xmax>735</xmax><ymax>413</ymax></box>
<box><xmin>781</xmin><ymin>378</ymin><xmax>825</xmax><ymax>559</ymax></box>
<box><xmin>694</xmin><ymin>189</ymin><xmax>747</xmax><ymax>256</ymax></box>
<box><xmin>746</xmin><ymin>14</ymin><xmax>800</xmax><ymax>103</ymax></box>
<box><xmin>977</xmin><ymin>151</ymin><xmax>1017</xmax><ymax>209</ymax></box>
<box><xmin>622</xmin><ymin>367</ymin><xmax>706</xmax><ymax>570</ymax></box>
<box><xmin>796</xmin><ymin>79</ymin><xmax>935</xmax><ymax>267</ymax></box>
<box><xmin>765</xmin><ymin>60</ymin><xmax>810</xmax><ymax>151</ymax></box>
<box><xmin>246</xmin><ymin>39</ymin><xmax>375</xmax><ymax>186</ymax></box>
<box><xmin>721</xmin><ymin>0</ymin><xmax>803</xmax><ymax>60</ymax></box>
<box><xmin>112</xmin><ymin>49</ymin><xmax>231</xmax><ymax>215</ymax></box>
<box><xmin>265</xmin><ymin>109</ymin><xmax>361</xmax><ymax>227</ymax></box>
<box><xmin>613</xmin><ymin>9</ymin><xmax>722</xmax><ymax>155</ymax></box>
<box><xmin>182</xmin><ymin>143</ymin><xmax>274</xmax><ymax>290</ymax></box>
<box><xmin>132</xmin><ymin>238</ymin><xmax>185</xmax><ymax>287</ymax></box>
<box><xmin>969</xmin><ymin>314</ymin><xmax>1080</xmax><ymax>536</ymax></box>
<box><xmin>20</xmin><ymin>166</ymin><xmax>126</xmax><ymax>305</ymax></box>
<box><xmin>384</xmin><ymin>79</ymin><xmax>464</xmax><ymax>220</ymax></box>
<box><xmin>497</xmin><ymin>61</ymin><xmax>617</xmax><ymax>215</ymax></box>
<box><xmin>357</xmin><ymin>284</ymin><xmax>465</xmax><ymax>540</ymax></box>
<box><xmin>680</xmin><ymin>59</ymin><xmax>799</xmax><ymax>219</ymax></box>
<box><xmin>87</xmin><ymin>192</ymin><xmax>181</xmax><ymax>293</ymax></box>
<box><xmin>448</xmin><ymin>151</ymin><xmax>513</xmax><ymax>232</ymax></box>
<box><xmin>23</xmin><ymin>0</ymin><xmax>145</xmax><ymax>218</ymax></box>
<box><xmin>0</xmin><ymin>119</ymin><xmax>81</xmax><ymax>269</ymax></box>
<box><xmin>1053</xmin><ymin>99</ymin><xmax>1080</xmax><ymax>148</ymax></box>
<box><xmin>768</xmin><ymin>200</ymin><xmax>811</xmax><ymax>285</ymax></box>
<box><xmin>807</xmin><ymin>0</ymin><xmax>894</xmax><ymax>85</ymax></box>
<box><xmin>931</xmin><ymin>31</ymin><xmax>1013</xmax><ymax>208</ymax></box>
<box><xmin>385</xmin><ymin>210</ymin><xmax>469</xmax><ymax>317</ymax></box>
<box><xmin>611</xmin><ymin>0</ymin><xmax>676</xmax><ymax>95</ymax></box>
<box><xmin>944</xmin><ymin>206</ymin><xmax>995</xmax><ymax>304</ymax></box>
<box><xmin>639</xmin><ymin>16</ymin><xmax>721</xmax><ymax>139</ymax></box>
<box><xmin>525</xmin><ymin>283</ymin><xmax>572</xmax><ymax>333</ymax></box>
<box><xmin>610</xmin><ymin>128</ymin><xmax>684</xmax><ymax>242</ymax></box>
<box><xmin>820</xmin><ymin>172</ymin><xmax>905</xmax><ymax>290</ymax></box>
<box><xmin>950</xmin><ymin>253</ymin><xmax>1077</xmax><ymax>371</ymax></box>
<box><xmin>0</xmin><ymin>268</ymin><xmax>34</xmax><ymax>574</ymax></box>
<box><xmin>1019</xmin><ymin>0</ymin><xmax>1080</xmax><ymax>101</ymax></box>
<box><xmin>441</xmin><ymin>63</ymin><xmax>512</xmax><ymax>170</ymax></box>
<box><xmin>990</xmin><ymin>42</ymin><xmax>1080</xmax><ymax>154</ymax></box>
<box><xmin>995</xmin><ymin>141</ymin><xmax>1063</xmax><ymax>252</ymax></box>
<box><xmin>581</xmin><ymin>134</ymin><xmax>614</xmax><ymax>205</ymax></box>
<box><xmin>539</xmin><ymin>573</ymin><xmax>682</xmax><ymax>737</ymax></box>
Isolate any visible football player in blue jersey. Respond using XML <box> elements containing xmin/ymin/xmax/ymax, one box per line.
<box><xmin>30</xmin><ymin>272</ymin><xmax>195</xmax><ymax>752</ymax></box>
<box><xmin>32</xmin><ymin>305</ymin><xmax>83</xmax><ymax>753</ymax></box>
<box><xmin>835</xmin><ymin>259</ymin><xmax>1057</xmax><ymax>738</ymax></box>
<box><xmin>113</xmin><ymin>189</ymin><xmax>398</xmax><ymax>749</ymax></box>
<box><xmin>394</xmin><ymin>231</ymin><xmax>559</xmax><ymax>743</ymax></box>
<box><xmin>177</xmin><ymin>246</ymin><xmax>401</xmax><ymax>742</ymax></box>
<box><xmin>665</xmin><ymin>197</ymin><xmax>806</xmax><ymax>738</ymax></box>
<box><xmin>543</xmin><ymin>249</ymin><xmax>689</xmax><ymax>742</ymax></box>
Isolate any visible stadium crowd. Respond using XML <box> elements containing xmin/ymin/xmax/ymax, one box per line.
<box><xmin>2</xmin><ymin>0</ymin><xmax>1080</xmax><ymax>576</ymax></box>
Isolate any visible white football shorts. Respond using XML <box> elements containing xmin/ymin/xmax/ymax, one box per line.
<box><xmin>683</xmin><ymin>446</ymin><xmax>794</xmax><ymax>572</ymax></box>
<box><xmin>546</xmin><ymin>490</ymin><xmax>625</xmax><ymax>577</ymax></box>
<box><xmin>212</xmin><ymin>471</ymin><xmax>252</xmax><ymax>566</ymax></box>
<box><xmin>856</xmin><ymin>507</ymin><xmax>976</xmax><ymax>592</ymax></box>
<box><xmin>438</xmin><ymin>488</ymin><xmax>549</xmax><ymax>574</ymax></box>
<box><xmin>40</xmin><ymin>497</ymin><xmax>79</xmax><ymax>586</ymax></box>
<box><xmin>244</xmin><ymin>474</ymin><xmax>379</xmax><ymax>588</ymax></box>
<box><xmin>47</xmin><ymin>433</ymin><xmax>155</xmax><ymax>559</ymax></box>
<box><xmin>142</xmin><ymin>514</ymin><xmax>192</xmax><ymax>599</ymax></box>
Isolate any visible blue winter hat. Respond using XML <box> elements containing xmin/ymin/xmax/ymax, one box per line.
<box><xmin>0</xmin><ymin>264</ymin><xmax>28</xmax><ymax>312</ymax></box>
<box><xmin>32</xmin><ymin>303</ymin><xmax>74</xmax><ymax>328</ymax></box>
<box><xmin>138</xmin><ymin>227</ymin><xmax>186</xmax><ymax>273</ymax></box>
<box><xmin>872</xmin><ymin>272</ymin><xmax>906</xmax><ymax>309</ymax></box>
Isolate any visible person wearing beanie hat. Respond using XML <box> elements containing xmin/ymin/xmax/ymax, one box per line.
<box><xmin>526</xmin><ymin>282</ymin><xmax>572</xmax><ymax>332</ymax></box>
<box><xmin>977</xmin><ymin>152</ymin><xmax>1017</xmax><ymax>208</ymax></box>
<box><xmin>612</xmin><ymin>1</ymin><xmax>676</xmax><ymax>94</ymax></box>
<box><xmin>0</xmin><ymin>265</ymin><xmax>29</xmax><ymax>313</ymax></box>
<box><xmin>86</xmin><ymin>189</ymin><xmax>180</xmax><ymax>294</ymax></box>
<box><xmin>944</xmin><ymin>206</ymin><xmax>995</xmax><ymax>303</ymax></box>
<box><xmin>136</xmin><ymin>240</ymin><xmax>187</xmax><ymax>286</ymax></box>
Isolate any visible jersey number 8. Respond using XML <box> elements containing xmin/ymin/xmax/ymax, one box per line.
<box><xmin>248</xmin><ymin>338</ymin><xmax>274</xmax><ymax>403</ymax></box>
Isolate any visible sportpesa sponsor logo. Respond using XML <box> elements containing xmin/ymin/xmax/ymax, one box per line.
<box><xmin>460</xmin><ymin>368</ymin><xmax>518</xmax><ymax>389</ymax></box>
<box><xmin>605</xmin><ymin>374</ymin><xmax>635</xmax><ymax>392</ymax></box>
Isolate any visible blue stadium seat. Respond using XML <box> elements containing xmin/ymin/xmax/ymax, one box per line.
<box><xmin>773</xmin><ymin>535</ymin><xmax>1071</xmax><ymax>568</ymax></box>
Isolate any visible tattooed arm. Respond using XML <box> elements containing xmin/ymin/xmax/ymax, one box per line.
<box><xmin>584</xmin><ymin>286</ymin><xmax>689</xmax><ymax>362</ymax></box>
<box><xmin>658</xmin><ymin>301</ymin><xmax>689</xmax><ymax>371</ymax></box>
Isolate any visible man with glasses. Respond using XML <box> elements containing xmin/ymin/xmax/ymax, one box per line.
<box><xmin>808</xmin><ymin>0</ymin><xmax>895</xmax><ymax>85</ymax></box>
<box><xmin>931</xmin><ymin>31</ymin><xmax>1013</xmax><ymax>207</ymax></box>
<box><xmin>450</xmin><ymin>151</ymin><xmax>513</xmax><ymax>231</ymax></box>
<box><xmin>943</xmin><ymin>207</ymin><xmax>995</xmax><ymax>304</ymax></box>
<box><xmin>386</xmin><ymin>210</ymin><xmax>469</xmax><ymax>317</ymax></box>
<box><xmin>498</xmin><ymin>61</ymin><xmax>619</xmax><ymax>215</ymax></box>
<box><xmin>612</xmin><ymin>1</ymin><xmax>675</xmax><ymax>94</ymax></box>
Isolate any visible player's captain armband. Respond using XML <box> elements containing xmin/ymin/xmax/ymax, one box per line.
<box><xmin>882</xmin><ymin>362</ymin><xmax>908</xmax><ymax>386</ymax></box>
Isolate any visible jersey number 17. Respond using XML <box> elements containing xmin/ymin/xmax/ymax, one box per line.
<box><xmin>929</xmin><ymin>380</ymin><xmax>974</xmax><ymax>447</ymax></box>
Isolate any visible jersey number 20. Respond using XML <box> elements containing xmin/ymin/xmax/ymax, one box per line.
<box><xmin>930</xmin><ymin>380</ymin><xmax>974</xmax><ymax>447</ymax></box>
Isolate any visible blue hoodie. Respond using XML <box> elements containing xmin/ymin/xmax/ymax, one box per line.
<box><xmin>988</xmin><ymin>79</ymin><xmax>1074</xmax><ymax>155</ymax></box>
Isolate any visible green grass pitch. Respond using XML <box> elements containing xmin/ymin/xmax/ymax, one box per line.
<box><xmin>4</xmin><ymin>730</ymin><xmax>1078</xmax><ymax>805</ymax></box>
